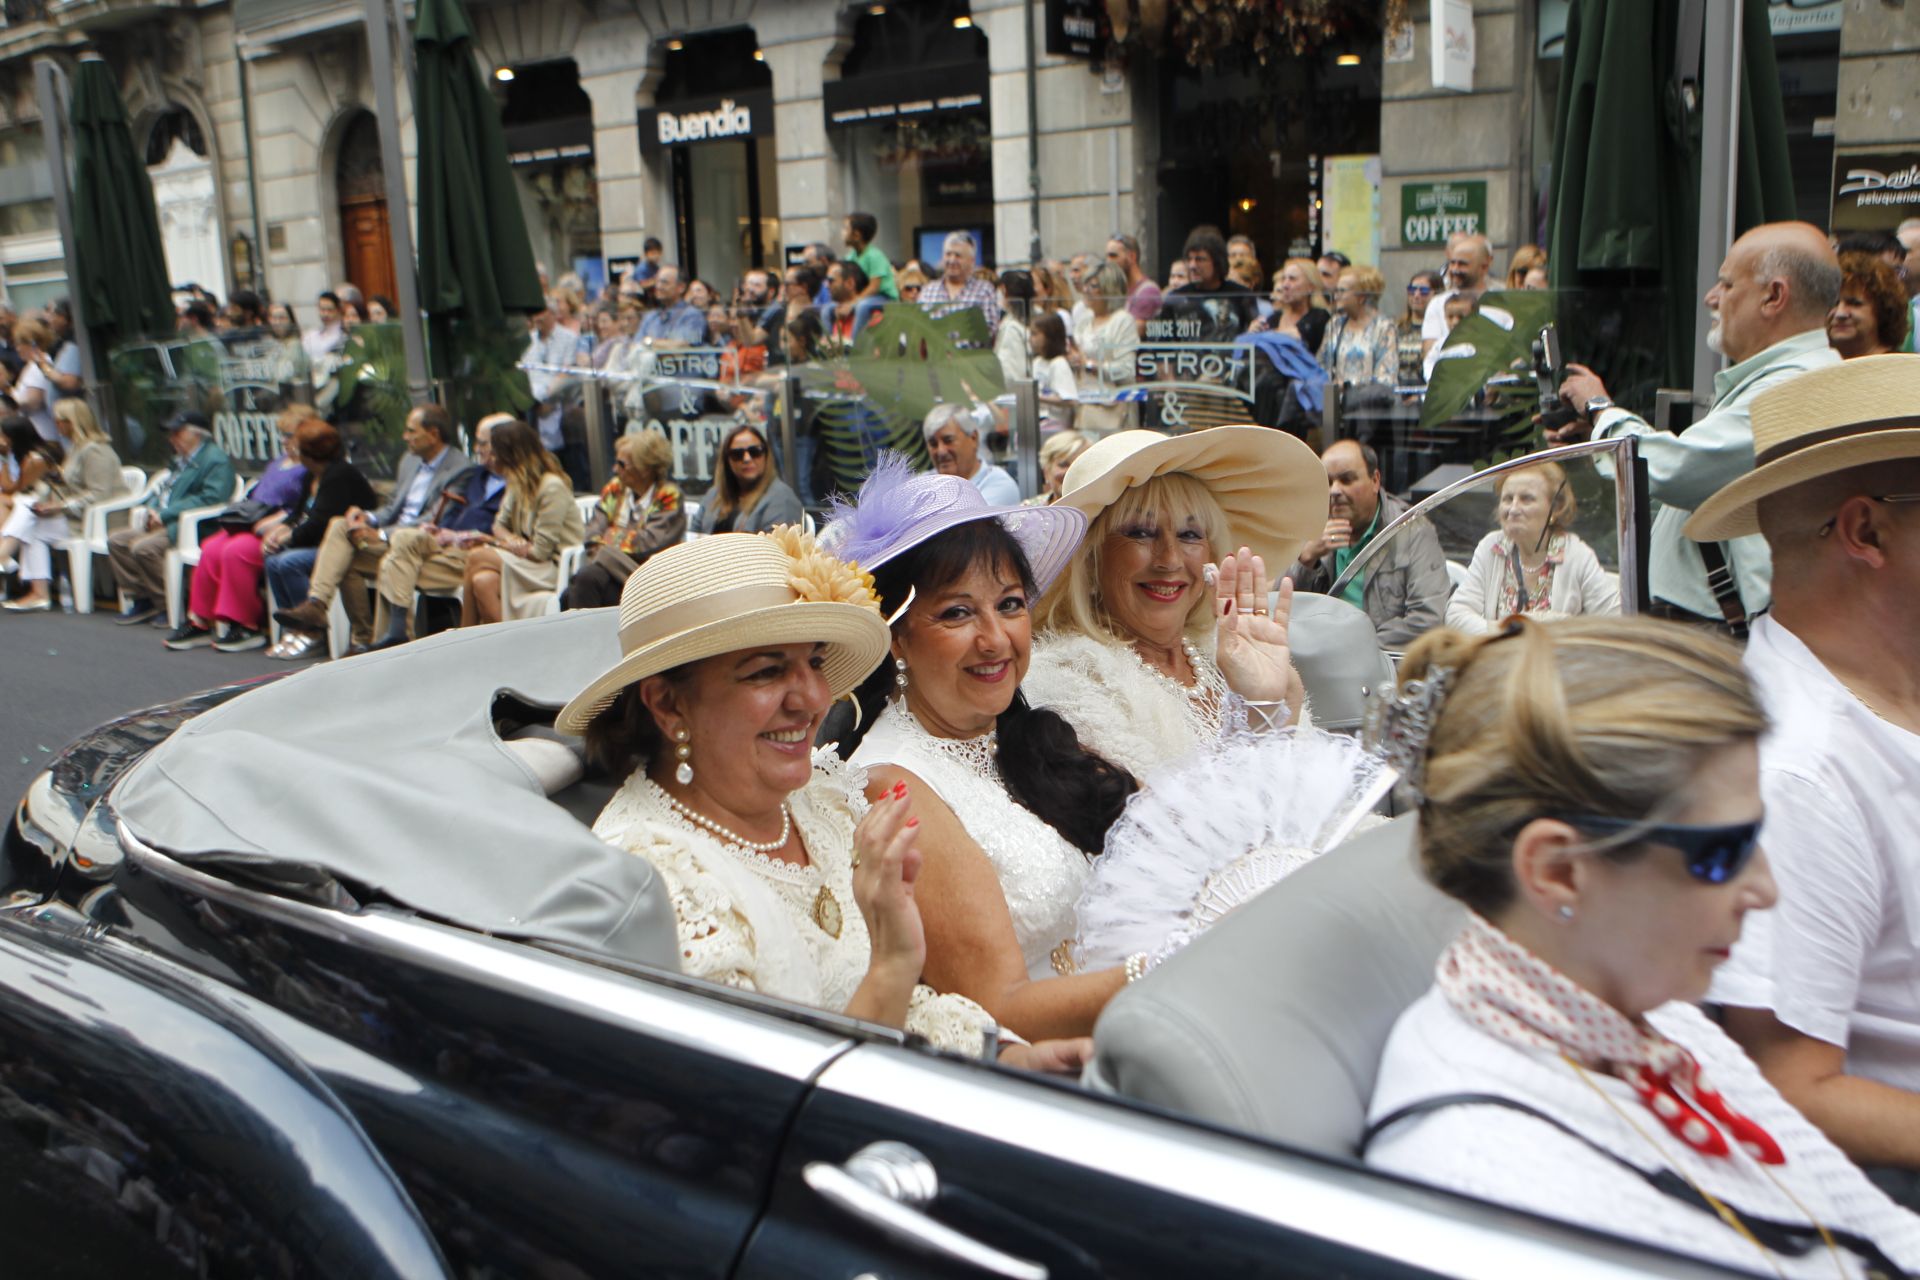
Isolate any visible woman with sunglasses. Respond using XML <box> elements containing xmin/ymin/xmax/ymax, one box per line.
<box><xmin>1398</xmin><ymin>270</ymin><xmax>1443</xmax><ymax>386</ymax></box>
<box><xmin>692</xmin><ymin>423</ymin><xmax>802</xmax><ymax>536</ymax></box>
<box><xmin>1365</xmin><ymin>616</ymin><xmax>1920</xmax><ymax>1278</ymax></box>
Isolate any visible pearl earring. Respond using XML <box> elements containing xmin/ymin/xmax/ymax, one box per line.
<box><xmin>673</xmin><ymin>727</ymin><xmax>694</xmax><ymax>786</ymax></box>
<box><xmin>894</xmin><ymin>657</ymin><xmax>909</xmax><ymax>693</ymax></box>
<box><xmin>1557</xmin><ymin>905</ymin><xmax>1575</xmax><ymax>921</ymax></box>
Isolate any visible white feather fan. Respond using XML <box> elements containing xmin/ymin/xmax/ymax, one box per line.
<box><xmin>1071</xmin><ymin>729</ymin><xmax>1397</xmax><ymax>972</ymax></box>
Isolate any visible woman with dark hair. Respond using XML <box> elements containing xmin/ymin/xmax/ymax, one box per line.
<box><xmin>994</xmin><ymin>269</ymin><xmax>1035</xmax><ymax>387</ymax></box>
<box><xmin>459</xmin><ymin>418</ymin><xmax>583</xmax><ymax>626</ymax></box>
<box><xmin>0</xmin><ymin>416</ymin><xmax>65</xmax><ymax>610</ymax></box>
<box><xmin>824</xmin><ymin>457</ymin><xmax>1144</xmax><ymax>1040</ymax></box>
<box><xmin>691</xmin><ymin>423</ymin><xmax>802</xmax><ymax>536</ymax></box>
<box><xmin>1827</xmin><ymin>251</ymin><xmax>1910</xmax><ymax>360</ymax></box>
<box><xmin>1029</xmin><ymin>311</ymin><xmax>1079</xmax><ymax>429</ymax></box>
<box><xmin>366</xmin><ymin>295</ymin><xmax>397</xmax><ymax>324</ymax></box>
<box><xmin>167</xmin><ymin>418</ymin><xmax>375</xmax><ymax>652</ymax></box>
<box><xmin>1399</xmin><ymin>270</ymin><xmax>1443</xmax><ymax>386</ymax></box>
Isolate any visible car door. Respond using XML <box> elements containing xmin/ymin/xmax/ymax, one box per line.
<box><xmin>734</xmin><ymin>1045</ymin><xmax>1742</xmax><ymax>1280</ymax></box>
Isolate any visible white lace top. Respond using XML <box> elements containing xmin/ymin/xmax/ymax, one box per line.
<box><xmin>592</xmin><ymin>754</ymin><xmax>998</xmax><ymax>1056</ymax></box>
<box><xmin>1022</xmin><ymin>630</ymin><xmax>1234</xmax><ymax>782</ymax></box>
<box><xmin>849</xmin><ymin>702</ymin><xmax>1091</xmax><ymax>981</ymax></box>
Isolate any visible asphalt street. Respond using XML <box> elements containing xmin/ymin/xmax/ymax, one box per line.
<box><xmin>1</xmin><ymin>607</ymin><xmax>282</xmax><ymax>807</ymax></box>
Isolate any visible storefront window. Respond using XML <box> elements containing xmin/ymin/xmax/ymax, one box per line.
<box><xmin>827</xmin><ymin>1</ymin><xmax>992</xmax><ymax>267</ymax></box>
<box><xmin>501</xmin><ymin>60</ymin><xmax>600</xmax><ymax>290</ymax></box>
<box><xmin>642</xmin><ymin>27</ymin><xmax>778</xmax><ymax>290</ymax></box>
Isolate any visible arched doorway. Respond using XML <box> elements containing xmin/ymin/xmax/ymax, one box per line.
<box><xmin>146</xmin><ymin>105</ymin><xmax>223</xmax><ymax>295</ymax></box>
<box><xmin>336</xmin><ymin>111</ymin><xmax>397</xmax><ymax>304</ymax></box>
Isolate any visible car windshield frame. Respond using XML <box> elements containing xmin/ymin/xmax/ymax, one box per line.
<box><xmin>1327</xmin><ymin>436</ymin><xmax>1646</xmax><ymax>620</ymax></box>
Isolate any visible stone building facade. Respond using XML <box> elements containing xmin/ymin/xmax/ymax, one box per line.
<box><xmin>0</xmin><ymin>0</ymin><xmax>1909</xmax><ymax>325</ymax></box>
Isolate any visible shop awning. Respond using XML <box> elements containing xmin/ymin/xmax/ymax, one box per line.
<box><xmin>504</xmin><ymin>117</ymin><xmax>595</xmax><ymax>167</ymax></box>
<box><xmin>823</xmin><ymin>61</ymin><xmax>989</xmax><ymax>128</ymax></box>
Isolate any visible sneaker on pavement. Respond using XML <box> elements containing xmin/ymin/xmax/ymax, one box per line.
<box><xmin>116</xmin><ymin>599</ymin><xmax>159</xmax><ymax>625</ymax></box>
<box><xmin>272</xmin><ymin>598</ymin><xmax>331</xmax><ymax>633</ymax></box>
<box><xmin>214</xmin><ymin>626</ymin><xmax>268</xmax><ymax>653</ymax></box>
<box><xmin>163</xmin><ymin>621</ymin><xmax>215</xmax><ymax>650</ymax></box>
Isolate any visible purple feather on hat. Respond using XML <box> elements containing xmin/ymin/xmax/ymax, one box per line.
<box><xmin>818</xmin><ymin>452</ymin><xmax>967</xmax><ymax>571</ymax></box>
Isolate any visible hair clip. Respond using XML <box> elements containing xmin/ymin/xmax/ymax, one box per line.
<box><xmin>1363</xmin><ymin>666</ymin><xmax>1456</xmax><ymax>799</ymax></box>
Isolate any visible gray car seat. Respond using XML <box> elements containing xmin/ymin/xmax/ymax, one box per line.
<box><xmin>1283</xmin><ymin>590</ymin><xmax>1396</xmax><ymax>734</ymax></box>
<box><xmin>1086</xmin><ymin>814</ymin><xmax>1463</xmax><ymax>1156</ymax></box>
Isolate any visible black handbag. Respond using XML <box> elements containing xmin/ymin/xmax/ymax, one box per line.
<box><xmin>214</xmin><ymin>499</ymin><xmax>276</xmax><ymax>535</ymax></box>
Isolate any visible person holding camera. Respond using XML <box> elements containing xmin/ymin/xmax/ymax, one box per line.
<box><xmin>1545</xmin><ymin>222</ymin><xmax>1840</xmax><ymax>629</ymax></box>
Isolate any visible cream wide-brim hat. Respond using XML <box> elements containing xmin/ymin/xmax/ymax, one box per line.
<box><xmin>1052</xmin><ymin>426</ymin><xmax>1329</xmax><ymax>570</ymax></box>
<box><xmin>1686</xmin><ymin>354</ymin><xmax>1920</xmax><ymax>542</ymax></box>
<box><xmin>555</xmin><ymin>532</ymin><xmax>891</xmax><ymax>735</ymax></box>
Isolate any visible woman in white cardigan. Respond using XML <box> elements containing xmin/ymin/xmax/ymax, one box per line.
<box><xmin>1445</xmin><ymin>459</ymin><xmax>1618</xmax><ymax>634</ymax></box>
<box><xmin>1365</xmin><ymin>617</ymin><xmax>1920</xmax><ymax>1278</ymax></box>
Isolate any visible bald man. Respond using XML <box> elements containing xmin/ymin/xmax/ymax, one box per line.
<box><xmin>1420</xmin><ymin>232</ymin><xmax>1493</xmax><ymax>359</ymax></box>
<box><xmin>1549</xmin><ymin>221</ymin><xmax>1841</xmax><ymax>626</ymax></box>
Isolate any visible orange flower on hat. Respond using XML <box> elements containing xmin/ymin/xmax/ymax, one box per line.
<box><xmin>767</xmin><ymin>525</ymin><xmax>880</xmax><ymax>613</ymax></box>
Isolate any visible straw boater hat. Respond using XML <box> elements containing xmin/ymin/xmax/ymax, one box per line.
<box><xmin>1052</xmin><ymin>426</ymin><xmax>1329</xmax><ymax>569</ymax></box>
<box><xmin>555</xmin><ymin>530</ymin><xmax>891</xmax><ymax>735</ymax></box>
<box><xmin>1686</xmin><ymin>354</ymin><xmax>1920</xmax><ymax>542</ymax></box>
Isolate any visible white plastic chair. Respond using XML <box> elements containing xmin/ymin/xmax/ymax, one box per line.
<box><xmin>164</xmin><ymin>474</ymin><xmax>249</xmax><ymax>629</ymax></box>
<box><xmin>683</xmin><ymin>500</ymin><xmax>703</xmax><ymax>541</ymax></box>
<box><xmin>1444</xmin><ymin>559</ymin><xmax>1470</xmax><ymax>592</ymax></box>
<box><xmin>62</xmin><ymin>466</ymin><xmax>148</xmax><ymax>614</ymax></box>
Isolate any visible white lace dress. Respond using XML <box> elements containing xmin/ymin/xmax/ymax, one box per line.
<box><xmin>1023</xmin><ymin>630</ymin><xmax>1239</xmax><ymax>783</ymax></box>
<box><xmin>592</xmin><ymin>753</ymin><xmax>998</xmax><ymax>1056</ymax></box>
<box><xmin>849</xmin><ymin>703</ymin><xmax>1092</xmax><ymax>981</ymax></box>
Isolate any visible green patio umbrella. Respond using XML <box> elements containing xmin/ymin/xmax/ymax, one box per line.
<box><xmin>1547</xmin><ymin>0</ymin><xmax>1795</xmax><ymax>391</ymax></box>
<box><xmin>68</xmin><ymin>56</ymin><xmax>175</xmax><ymax>348</ymax></box>
<box><xmin>411</xmin><ymin>0</ymin><xmax>543</xmax><ymax>368</ymax></box>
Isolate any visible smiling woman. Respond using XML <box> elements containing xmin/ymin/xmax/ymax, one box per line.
<box><xmin>560</xmin><ymin>529</ymin><xmax>1086</xmax><ymax>1068</ymax></box>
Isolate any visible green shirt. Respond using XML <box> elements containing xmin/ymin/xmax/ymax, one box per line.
<box><xmin>1331</xmin><ymin>506</ymin><xmax>1384</xmax><ymax>608</ymax></box>
<box><xmin>849</xmin><ymin>244</ymin><xmax>899</xmax><ymax>301</ymax></box>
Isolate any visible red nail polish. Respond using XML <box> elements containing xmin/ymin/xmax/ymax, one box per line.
<box><xmin>905</xmin><ymin>817</ymin><xmax>919</xmax><ymax>828</ymax></box>
<box><xmin>892</xmin><ymin>781</ymin><xmax>908</xmax><ymax>798</ymax></box>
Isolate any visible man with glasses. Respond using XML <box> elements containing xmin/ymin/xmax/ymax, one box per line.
<box><xmin>1688</xmin><ymin>355</ymin><xmax>1920</xmax><ymax>1207</ymax></box>
<box><xmin>1105</xmin><ymin>233</ymin><xmax>1162</xmax><ymax>322</ymax></box>
<box><xmin>1549</xmin><ymin>221</ymin><xmax>1840</xmax><ymax>628</ymax></box>
<box><xmin>1419</xmin><ymin>232</ymin><xmax>1492</xmax><ymax>362</ymax></box>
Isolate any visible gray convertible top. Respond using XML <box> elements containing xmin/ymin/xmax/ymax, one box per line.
<box><xmin>112</xmin><ymin>609</ymin><xmax>679</xmax><ymax>970</ymax></box>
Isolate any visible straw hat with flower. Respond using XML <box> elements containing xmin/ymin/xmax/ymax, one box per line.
<box><xmin>556</xmin><ymin>528</ymin><xmax>891</xmax><ymax>734</ymax></box>
<box><xmin>1686</xmin><ymin>354</ymin><xmax>1920</xmax><ymax>543</ymax></box>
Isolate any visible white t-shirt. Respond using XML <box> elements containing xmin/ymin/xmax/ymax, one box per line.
<box><xmin>1709</xmin><ymin>615</ymin><xmax>1920</xmax><ymax>1092</ymax></box>
<box><xmin>1420</xmin><ymin>288</ymin><xmax>1460</xmax><ymax>345</ymax></box>
<box><xmin>17</xmin><ymin>363</ymin><xmax>57</xmax><ymax>441</ymax></box>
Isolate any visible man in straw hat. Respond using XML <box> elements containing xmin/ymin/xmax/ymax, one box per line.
<box><xmin>1549</xmin><ymin>222</ymin><xmax>1841</xmax><ymax>631</ymax></box>
<box><xmin>1691</xmin><ymin>354</ymin><xmax>1920</xmax><ymax>1202</ymax></box>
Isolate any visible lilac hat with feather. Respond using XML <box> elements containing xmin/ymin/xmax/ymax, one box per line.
<box><xmin>818</xmin><ymin>453</ymin><xmax>1086</xmax><ymax>594</ymax></box>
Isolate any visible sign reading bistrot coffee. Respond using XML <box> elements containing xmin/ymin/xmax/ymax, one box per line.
<box><xmin>1400</xmin><ymin>180</ymin><xmax>1487</xmax><ymax>246</ymax></box>
<box><xmin>1830</xmin><ymin>150</ymin><xmax>1920</xmax><ymax>234</ymax></box>
<box><xmin>638</xmin><ymin>89</ymin><xmax>774</xmax><ymax>152</ymax></box>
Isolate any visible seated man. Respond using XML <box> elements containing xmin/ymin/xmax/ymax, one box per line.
<box><xmin>924</xmin><ymin>403</ymin><xmax>1018</xmax><ymax>506</ymax></box>
<box><xmin>106</xmin><ymin>411</ymin><xmax>237</xmax><ymax>625</ymax></box>
<box><xmin>369</xmin><ymin>414</ymin><xmax>510</xmax><ymax>647</ymax></box>
<box><xmin>1689</xmin><ymin>355</ymin><xmax>1920</xmax><ymax>1207</ymax></box>
<box><xmin>270</xmin><ymin>403</ymin><xmax>466</xmax><ymax>656</ymax></box>
<box><xmin>1286</xmin><ymin>439</ymin><xmax>1450</xmax><ymax>648</ymax></box>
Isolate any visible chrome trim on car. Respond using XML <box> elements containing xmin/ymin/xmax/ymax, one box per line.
<box><xmin>805</xmin><ymin>1143</ymin><xmax>1049</xmax><ymax>1280</ymax></box>
<box><xmin>814</xmin><ymin>1048</ymin><xmax>1739</xmax><ymax>1280</ymax></box>
<box><xmin>1329</xmin><ymin>436</ymin><xmax>1645</xmax><ymax>617</ymax></box>
<box><xmin>116</xmin><ymin>818</ymin><xmax>858</xmax><ymax>1084</ymax></box>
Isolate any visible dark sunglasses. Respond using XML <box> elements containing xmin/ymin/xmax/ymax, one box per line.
<box><xmin>1557</xmin><ymin>814</ymin><xmax>1763</xmax><ymax>884</ymax></box>
<box><xmin>728</xmin><ymin>444</ymin><xmax>767</xmax><ymax>461</ymax></box>
<box><xmin>1407</xmin><ymin>284</ymin><xmax>1434</xmax><ymax>295</ymax></box>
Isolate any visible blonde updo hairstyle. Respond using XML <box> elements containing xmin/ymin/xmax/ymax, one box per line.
<box><xmin>1402</xmin><ymin>616</ymin><xmax>1765</xmax><ymax>917</ymax></box>
<box><xmin>1035</xmin><ymin>471</ymin><xmax>1232</xmax><ymax>644</ymax></box>
<box><xmin>1495</xmin><ymin>460</ymin><xmax>1578</xmax><ymax>535</ymax></box>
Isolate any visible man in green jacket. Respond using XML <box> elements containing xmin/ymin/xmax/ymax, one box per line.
<box><xmin>107</xmin><ymin>410</ymin><xmax>238</xmax><ymax>625</ymax></box>
<box><xmin>1549</xmin><ymin>221</ymin><xmax>1841</xmax><ymax>627</ymax></box>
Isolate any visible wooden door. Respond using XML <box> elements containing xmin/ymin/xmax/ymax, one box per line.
<box><xmin>340</xmin><ymin>196</ymin><xmax>396</xmax><ymax>306</ymax></box>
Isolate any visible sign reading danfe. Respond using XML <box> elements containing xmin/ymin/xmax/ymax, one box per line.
<box><xmin>1400</xmin><ymin>180</ymin><xmax>1487</xmax><ymax>245</ymax></box>
<box><xmin>638</xmin><ymin>89</ymin><xmax>774</xmax><ymax>152</ymax></box>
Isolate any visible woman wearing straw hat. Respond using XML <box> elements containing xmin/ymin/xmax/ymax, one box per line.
<box><xmin>822</xmin><ymin>456</ymin><xmax>1143</xmax><ymax>1040</ymax></box>
<box><xmin>1024</xmin><ymin>427</ymin><xmax>1329</xmax><ymax>781</ymax></box>
<box><xmin>557</xmin><ymin>528</ymin><xmax>1081</xmax><ymax>1066</ymax></box>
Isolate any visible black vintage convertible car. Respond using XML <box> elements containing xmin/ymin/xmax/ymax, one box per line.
<box><xmin>2</xmin><ymin>442</ymin><xmax>1749</xmax><ymax>1280</ymax></box>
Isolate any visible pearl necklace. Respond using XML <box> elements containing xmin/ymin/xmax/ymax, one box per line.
<box><xmin>665</xmin><ymin>793</ymin><xmax>792</xmax><ymax>854</ymax></box>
